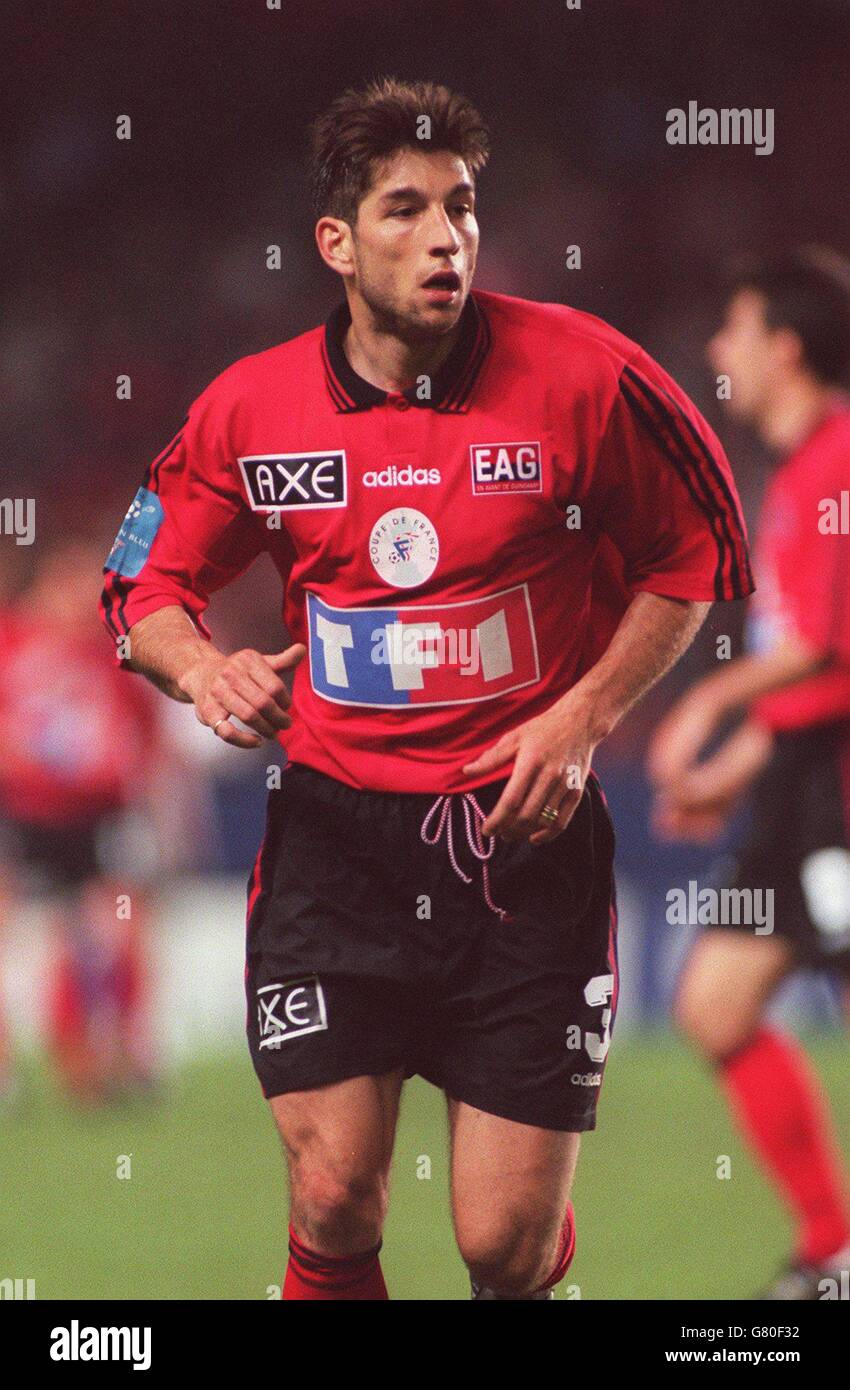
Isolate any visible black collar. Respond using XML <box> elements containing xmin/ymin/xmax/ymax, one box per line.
<box><xmin>321</xmin><ymin>293</ymin><xmax>491</xmax><ymax>413</ymax></box>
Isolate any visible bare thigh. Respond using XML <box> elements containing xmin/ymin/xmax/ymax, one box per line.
<box><xmin>674</xmin><ymin>930</ymin><xmax>797</xmax><ymax>1061</ymax></box>
<box><xmin>270</xmin><ymin>1066</ymin><xmax>405</xmax><ymax>1256</ymax></box>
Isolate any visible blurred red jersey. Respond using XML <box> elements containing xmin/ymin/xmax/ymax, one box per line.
<box><xmin>0</xmin><ymin>611</ymin><xmax>155</xmax><ymax>826</ymax></box>
<box><xmin>101</xmin><ymin>290</ymin><xmax>753</xmax><ymax>792</ymax></box>
<box><xmin>750</xmin><ymin>406</ymin><xmax>850</xmax><ymax>731</ymax></box>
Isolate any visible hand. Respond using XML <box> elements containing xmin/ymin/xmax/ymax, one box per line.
<box><xmin>647</xmin><ymin>683</ymin><xmax>726</xmax><ymax>791</ymax></box>
<box><xmin>463</xmin><ymin>698</ymin><xmax>596</xmax><ymax>845</ymax></box>
<box><xmin>650</xmin><ymin>717</ymin><xmax>772</xmax><ymax>842</ymax></box>
<box><xmin>180</xmin><ymin>643</ymin><xmax>306</xmax><ymax>749</ymax></box>
<box><xmin>651</xmin><ymin>786</ymin><xmax>737</xmax><ymax>844</ymax></box>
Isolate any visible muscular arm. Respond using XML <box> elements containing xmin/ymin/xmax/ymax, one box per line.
<box><xmin>465</xmin><ymin>592</ymin><xmax>711</xmax><ymax>842</ymax></box>
<box><xmin>566</xmin><ymin>592</ymin><xmax>712</xmax><ymax>743</ymax></box>
<box><xmin>126</xmin><ymin>604</ymin><xmax>305</xmax><ymax>750</ymax></box>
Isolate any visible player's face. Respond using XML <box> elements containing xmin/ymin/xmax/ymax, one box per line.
<box><xmin>348</xmin><ymin>148</ymin><xmax>479</xmax><ymax>338</ymax></box>
<box><xmin>35</xmin><ymin>542</ymin><xmax>104</xmax><ymax>627</ymax></box>
<box><xmin>706</xmin><ymin>289</ymin><xmax>780</xmax><ymax>422</ymax></box>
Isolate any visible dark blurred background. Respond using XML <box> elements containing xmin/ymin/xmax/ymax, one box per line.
<box><xmin>3</xmin><ymin>0</ymin><xmax>849</xmax><ymax>1024</ymax></box>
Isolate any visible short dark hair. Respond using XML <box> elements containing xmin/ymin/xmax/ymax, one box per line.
<box><xmin>309</xmin><ymin>76</ymin><xmax>490</xmax><ymax>223</ymax></box>
<box><xmin>725</xmin><ymin>246</ymin><xmax>850</xmax><ymax>385</ymax></box>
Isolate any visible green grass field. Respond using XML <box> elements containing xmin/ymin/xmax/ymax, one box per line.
<box><xmin>2</xmin><ymin>1035</ymin><xmax>847</xmax><ymax>1300</ymax></box>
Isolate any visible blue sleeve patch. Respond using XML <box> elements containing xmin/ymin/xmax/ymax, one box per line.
<box><xmin>104</xmin><ymin>487</ymin><xmax>165</xmax><ymax>578</ymax></box>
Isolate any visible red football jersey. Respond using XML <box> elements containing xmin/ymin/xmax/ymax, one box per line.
<box><xmin>101</xmin><ymin>290</ymin><xmax>753</xmax><ymax>792</ymax></box>
<box><xmin>750</xmin><ymin>406</ymin><xmax>850</xmax><ymax>731</ymax></box>
<box><xmin>0</xmin><ymin>611</ymin><xmax>155</xmax><ymax>826</ymax></box>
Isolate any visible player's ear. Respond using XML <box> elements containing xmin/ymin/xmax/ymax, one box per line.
<box><xmin>771</xmin><ymin>325</ymin><xmax>805</xmax><ymax>374</ymax></box>
<box><xmin>315</xmin><ymin>217</ymin><xmax>355</xmax><ymax>279</ymax></box>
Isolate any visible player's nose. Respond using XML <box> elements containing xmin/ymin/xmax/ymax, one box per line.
<box><xmin>426</xmin><ymin>205</ymin><xmax>461</xmax><ymax>253</ymax></box>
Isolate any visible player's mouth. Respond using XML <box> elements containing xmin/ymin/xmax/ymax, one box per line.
<box><xmin>421</xmin><ymin>269</ymin><xmax>462</xmax><ymax>304</ymax></box>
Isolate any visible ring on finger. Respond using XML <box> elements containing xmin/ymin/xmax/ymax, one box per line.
<box><xmin>538</xmin><ymin>804</ymin><xmax>560</xmax><ymax>825</ymax></box>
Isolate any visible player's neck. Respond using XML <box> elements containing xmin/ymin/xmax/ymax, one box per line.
<box><xmin>758</xmin><ymin>375</ymin><xmax>839</xmax><ymax>453</ymax></box>
<box><xmin>342</xmin><ymin>296</ymin><xmax>462</xmax><ymax>394</ymax></box>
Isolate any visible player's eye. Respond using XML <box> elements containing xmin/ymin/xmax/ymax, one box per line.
<box><xmin>390</xmin><ymin>207</ymin><xmax>416</xmax><ymax>218</ymax></box>
<box><xmin>453</xmin><ymin>204</ymin><xmax>472</xmax><ymax>216</ymax></box>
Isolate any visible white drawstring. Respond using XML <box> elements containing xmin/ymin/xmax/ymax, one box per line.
<box><xmin>420</xmin><ymin>793</ymin><xmax>509</xmax><ymax>921</ymax></box>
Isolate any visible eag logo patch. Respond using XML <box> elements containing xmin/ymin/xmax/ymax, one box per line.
<box><xmin>239</xmin><ymin>452</ymin><xmax>347</xmax><ymax>511</ymax></box>
<box><xmin>470</xmin><ymin>442</ymin><xmax>542</xmax><ymax>495</ymax></box>
<box><xmin>257</xmin><ymin>977</ymin><xmax>328</xmax><ymax>1049</ymax></box>
<box><xmin>104</xmin><ymin>486</ymin><xmax>164</xmax><ymax>578</ymax></box>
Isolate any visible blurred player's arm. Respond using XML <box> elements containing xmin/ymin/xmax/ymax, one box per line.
<box><xmin>648</xmin><ymin>629</ymin><xmax>827</xmax><ymax>795</ymax></box>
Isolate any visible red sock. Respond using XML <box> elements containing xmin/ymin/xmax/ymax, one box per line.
<box><xmin>282</xmin><ymin>1226</ymin><xmax>389</xmax><ymax>1300</ymax></box>
<box><xmin>534</xmin><ymin>1202</ymin><xmax>576</xmax><ymax>1293</ymax></box>
<box><xmin>720</xmin><ymin>1028</ymin><xmax>850</xmax><ymax>1265</ymax></box>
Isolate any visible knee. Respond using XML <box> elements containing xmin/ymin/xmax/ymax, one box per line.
<box><xmin>291</xmin><ymin>1160</ymin><xmax>388</xmax><ymax>1251</ymax></box>
<box><xmin>458</xmin><ymin>1219</ymin><xmax>557</xmax><ymax>1298</ymax></box>
<box><xmin>673</xmin><ymin>983</ymin><xmax>756</xmax><ymax>1063</ymax></box>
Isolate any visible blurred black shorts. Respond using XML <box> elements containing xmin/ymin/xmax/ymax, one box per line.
<box><xmin>245</xmin><ymin>760</ymin><xmax>619</xmax><ymax>1132</ymax></box>
<box><xmin>2</xmin><ymin>818</ymin><xmax>102</xmax><ymax>892</ymax></box>
<box><xmin>711</xmin><ymin>723</ymin><xmax>850</xmax><ymax>972</ymax></box>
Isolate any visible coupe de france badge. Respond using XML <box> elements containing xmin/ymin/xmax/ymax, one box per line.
<box><xmin>105</xmin><ymin>486</ymin><xmax>165</xmax><ymax>577</ymax></box>
<box><xmin>369</xmin><ymin>508</ymin><xmax>439</xmax><ymax>588</ymax></box>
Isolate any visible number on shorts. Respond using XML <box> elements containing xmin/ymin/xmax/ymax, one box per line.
<box><xmin>583</xmin><ymin>973</ymin><xmax>614</xmax><ymax>1064</ymax></box>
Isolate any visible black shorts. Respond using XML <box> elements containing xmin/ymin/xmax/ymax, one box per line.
<box><xmin>245</xmin><ymin>762</ymin><xmax>619</xmax><ymax>1132</ymax></box>
<box><xmin>1</xmin><ymin>819</ymin><xmax>102</xmax><ymax>891</ymax></box>
<box><xmin>711</xmin><ymin>723</ymin><xmax>850</xmax><ymax>972</ymax></box>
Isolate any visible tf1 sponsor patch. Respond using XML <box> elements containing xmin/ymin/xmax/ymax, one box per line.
<box><xmin>470</xmin><ymin>441</ymin><xmax>542</xmax><ymax>495</ymax></box>
<box><xmin>307</xmin><ymin>584</ymin><xmax>540</xmax><ymax>707</ymax></box>
<box><xmin>239</xmin><ymin>451</ymin><xmax>346</xmax><ymax>510</ymax></box>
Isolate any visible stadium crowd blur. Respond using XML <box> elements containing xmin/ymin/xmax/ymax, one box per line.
<box><xmin>2</xmin><ymin>0</ymin><xmax>849</xmax><ymax>1060</ymax></box>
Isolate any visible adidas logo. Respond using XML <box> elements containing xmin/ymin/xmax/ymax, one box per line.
<box><xmin>363</xmin><ymin>466</ymin><xmax>441</xmax><ymax>487</ymax></box>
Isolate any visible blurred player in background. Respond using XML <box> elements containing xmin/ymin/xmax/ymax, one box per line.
<box><xmin>0</xmin><ymin>539</ymin><xmax>161</xmax><ymax>1104</ymax></box>
<box><xmin>0</xmin><ymin>548</ymin><xmax>28</xmax><ymax>1108</ymax></box>
<box><xmin>649</xmin><ymin>249</ymin><xmax>850</xmax><ymax>1299</ymax></box>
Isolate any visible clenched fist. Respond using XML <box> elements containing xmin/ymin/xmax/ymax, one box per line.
<box><xmin>182</xmin><ymin>643</ymin><xmax>306</xmax><ymax>749</ymax></box>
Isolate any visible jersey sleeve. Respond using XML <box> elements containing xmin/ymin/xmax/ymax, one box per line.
<box><xmin>585</xmin><ymin>347</ymin><xmax>755</xmax><ymax>603</ymax></box>
<box><xmin>777</xmin><ymin>462</ymin><xmax>850</xmax><ymax>666</ymax></box>
<box><xmin>100</xmin><ymin>379</ymin><xmax>264</xmax><ymax>653</ymax></box>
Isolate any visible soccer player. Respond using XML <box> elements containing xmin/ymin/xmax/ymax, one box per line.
<box><xmin>100</xmin><ymin>78</ymin><xmax>752</xmax><ymax>1300</ymax></box>
<box><xmin>1</xmin><ymin>540</ymin><xmax>159</xmax><ymax>1103</ymax></box>
<box><xmin>649</xmin><ymin>249</ymin><xmax>850</xmax><ymax>1299</ymax></box>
